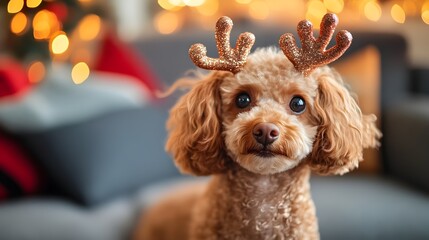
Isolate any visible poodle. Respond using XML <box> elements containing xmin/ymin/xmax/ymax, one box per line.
<box><xmin>133</xmin><ymin>13</ymin><xmax>381</xmax><ymax>240</ymax></box>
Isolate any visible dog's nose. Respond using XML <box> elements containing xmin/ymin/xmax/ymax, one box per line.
<box><xmin>252</xmin><ymin>123</ymin><xmax>280</xmax><ymax>146</ymax></box>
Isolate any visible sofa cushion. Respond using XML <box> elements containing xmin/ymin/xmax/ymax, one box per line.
<box><xmin>134</xmin><ymin>175</ymin><xmax>429</xmax><ymax>240</ymax></box>
<box><xmin>0</xmin><ymin>198</ymin><xmax>131</xmax><ymax>240</ymax></box>
<box><xmin>17</xmin><ymin>106</ymin><xmax>179</xmax><ymax>206</ymax></box>
<box><xmin>312</xmin><ymin>175</ymin><xmax>429</xmax><ymax>240</ymax></box>
<box><xmin>0</xmin><ymin>67</ymin><xmax>149</xmax><ymax>132</ymax></box>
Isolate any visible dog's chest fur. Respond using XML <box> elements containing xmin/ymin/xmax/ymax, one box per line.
<box><xmin>190</xmin><ymin>164</ymin><xmax>319</xmax><ymax>240</ymax></box>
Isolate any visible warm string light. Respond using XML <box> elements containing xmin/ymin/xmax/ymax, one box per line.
<box><xmin>364</xmin><ymin>1</ymin><xmax>382</xmax><ymax>22</ymax></box>
<box><xmin>27</xmin><ymin>61</ymin><xmax>46</xmax><ymax>83</ymax></box>
<box><xmin>323</xmin><ymin>0</ymin><xmax>344</xmax><ymax>14</ymax></box>
<box><xmin>26</xmin><ymin>0</ymin><xmax>43</xmax><ymax>8</ymax></box>
<box><xmin>183</xmin><ymin>0</ymin><xmax>206</xmax><ymax>7</ymax></box>
<box><xmin>7</xmin><ymin>0</ymin><xmax>24</xmax><ymax>14</ymax></box>
<box><xmin>249</xmin><ymin>0</ymin><xmax>270</xmax><ymax>20</ymax></box>
<box><xmin>4</xmin><ymin>0</ymin><xmax>102</xmax><ymax>85</ymax></box>
<box><xmin>50</xmin><ymin>32</ymin><xmax>69</xmax><ymax>55</ymax></box>
<box><xmin>422</xmin><ymin>1</ymin><xmax>429</xmax><ymax>24</ymax></box>
<box><xmin>196</xmin><ymin>0</ymin><xmax>218</xmax><ymax>16</ymax></box>
<box><xmin>78</xmin><ymin>14</ymin><xmax>101</xmax><ymax>41</ymax></box>
<box><xmin>155</xmin><ymin>0</ymin><xmax>429</xmax><ymax>35</ymax></box>
<box><xmin>154</xmin><ymin>11</ymin><xmax>182</xmax><ymax>34</ymax></box>
<box><xmin>33</xmin><ymin>10</ymin><xmax>60</xmax><ymax>40</ymax></box>
<box><xmin>235</xmin><ymin>0</ymin><xmax>252</xmax><ymax>4</ymax></box>
<box><xmin>10</xmin><ymin>12</ymin><xmax>28</xmax><ymax>35</ymax></box>
<box><xmin>158</xmin><ymin>0</ymin><xmax>182</xmax><ymax>11</ymax></box>
<box><xmin>71</xmin><ymin>62</ymin><xmax>90</xmax><ymax>84</ymax></box>
<box><xmin>169</xmin><ymin>0</ymin><xmax>186</xmax><ymax>7</ymax></box>
<box><xmin>391</xmin><ymin>4</ymin><xmax>406</xmax><ymax>24</ymax></box>
<box><xmin>422</xmin><ymin>10</ymin><xmax>429</xmax><ymax>24</ymax></box>
<box><xmin>306</xmin><ymin>0</ymin><xmax>327</xmax><ymax>28</ymax></box>
<box><xmin>6</xmin><ymin>0</ymin><xmax>429</xmax><ymax>85</ymax></box>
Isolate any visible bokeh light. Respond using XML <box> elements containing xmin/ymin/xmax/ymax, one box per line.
<box><xmin>422</xmin><ymin>10</ymin><xmax>429</xmax><ymax>24</ymax></box>
<box><xmin>364</xmin><ymin>1</ymin><xmax>382</xmax><ymax>22</ymax></box>
<box><xmin>422</xmin><ymin>1</ymin><xmax>429</xmax><ymax>24</ymax></box>
<box><xmin>71</xmin><ymin>62</ymin><xmax>90</xmax><ymax>84</ymax></box>
<box><xmin>10</xmin><ymin>12</ymin><xmax>28</xmax><ymax>35</ymax></box>
<box><xmin>50</xmin><ymin>32</ymin><xmax>69</xmax><ymax>55</ymax></box>
<box><xmin>158</xmin><ymin>0</ymin><xmax>182</xmax><ymax>11</ymax></box>
<box><xmin>183</xmin><ymin>0</ymin><xmax>206</xmax><ymax>7</ymax></box>
<box><xmin>196</xmin><ymin>0</ymin><xmax>218</xmax><ymax>16</ymax></box>
<box><xmin>153</xmin><ymin>0</ymin><xmax>429</xmax><ymax>25</ymax></box>
<box><xmin>235</xmin><ymin>0</ymin><xmax>252</xmax><ymax>4</ymax></box>
<box><xmin>7</xmin><ymin>0</ymin><xmax>24</xmax><ymax>14</ymax></box>
<box><xmin>249</xmin><ymin>0</ymin><xmax>270</xmax><ymax>20</ymax></box>
<box><xmin>154</xmin><ymin>11</ymin><xmax>181</xmax><ymax>34</ymax></box>
<box><xmin>27</xmin><ymin>61</ymin><xmax>46</xmax><ymax>83</ymax></box>
<box><xmin>323</xmin><ymin>0</ymin><xmax>344</xmax><ymax>14</ymax></box>
<box><xmin>391</xmin><ymin>4</ymin><xmax>406</xmax><ymax>23</ymax></box>
<box><xmin>26</xmin><ymin>0</ymin><xmax>43</xmax><ymax>8</ymax></box>
<box><xmin>306</xmin><ymin>0</ymin><xmax>327</xmax><ymax>28</ymax></box>
<box><xmin>33</xmin><ymin>10</ymin><xmax>60</xmax><ymax>40</ymax></box>
<box><xmin>78</xmin><ymin>14</ymin><xmax>101</xmax><ymax>41</ymax></box>
<box><xmin>168</xmin><ymin>0</ymin><xmax>186</xmax><ymax>7</ymax></box>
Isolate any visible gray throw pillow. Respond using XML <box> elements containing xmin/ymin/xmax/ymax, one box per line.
<box><xmin>0</xmin><ymin>67</ymin><xmax>148</xmax><ymax>132</ymax></box>
<box><xmin>17</xmin><ymin>106</ymin><xmax>180</xmax><ymax>206</ymax></box>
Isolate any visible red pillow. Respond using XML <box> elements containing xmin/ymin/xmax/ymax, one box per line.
<box><xmin>0</xmin><ymin>58</ymin><xmax>31</xmax><ymax>98</ymax></box>
<box><xmin>0</xmin><ymin>132</ymin><xmax>41</xmax><ymax>200</ymax></box>
<box><xmin>93</xmin><ymin>31</ymin><xmax>161</xmax><ymax>98</ymax></box>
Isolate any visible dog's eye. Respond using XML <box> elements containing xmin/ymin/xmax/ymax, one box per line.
<box><xmin>235</xmin><ymin>92</ymin><xmax>251</xmax><ymax>109</ymax></box>
<box><xmin>289</xmin><ymin>96</ymin><xmax>306</xmax><ymax>114</ymax></box>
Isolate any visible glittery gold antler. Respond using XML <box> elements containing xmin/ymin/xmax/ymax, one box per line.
<box><xmin>279</xmin><ymin>13</ymin><xmax>352</xmax><ymax>76</ymax></box>
<box><xmin>189</xmin><ymin>16</ymin><xmax>255</xmax><ymax>74</ymax></box>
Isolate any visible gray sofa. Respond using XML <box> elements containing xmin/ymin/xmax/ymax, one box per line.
<box><xmin>0</xmin><ymin>26</ymin><xmax>428</xmax><ymax>240</ymax></box>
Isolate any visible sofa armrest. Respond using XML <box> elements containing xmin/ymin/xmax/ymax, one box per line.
<box><xmin>410</xmin><ymin>68</ymin><xmax>429</xmax><ymax>95</ymax></box>
<box><xmin>384</xmin><ymin>97</ymin><xmax>429</xmax><ymax>192</ymax></box>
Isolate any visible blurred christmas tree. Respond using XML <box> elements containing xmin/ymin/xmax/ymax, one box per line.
<box><xmin>0</xmin><ymin>0</ymin><xmax>107</xmax><ymax>83</ymax></box>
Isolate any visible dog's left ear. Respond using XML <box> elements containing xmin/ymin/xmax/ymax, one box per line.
<box><xmin>166</xmin><ymin>73</ymin><xmax>229</xmax><ymax>176</ymax></box>
<box><xmin>308</xmin><ymin>70</ymin><xmax>382</xmax><ymax>175</ymax></box>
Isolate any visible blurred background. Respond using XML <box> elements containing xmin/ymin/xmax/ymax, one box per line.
<box><xmin>1</xmin><ymin>0</ymin><xmax>429</xmax><ymax>73</ymax></box>
<box><xmin>0</xmin><ymin>1</ymin><xmax>428</xmax><ymax>240</ymax></box>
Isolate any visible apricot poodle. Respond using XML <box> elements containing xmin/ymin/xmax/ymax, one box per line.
<box><xmin>134</xmin><ymin>13</ymin><xmax>381</xmax><ymax>240</ymax></box>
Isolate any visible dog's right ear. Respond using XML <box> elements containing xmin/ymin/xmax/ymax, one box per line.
<box><xmin>166</xmin><ymin>72</ymin><xmax>229</xmax><ymax>176</ymax></box>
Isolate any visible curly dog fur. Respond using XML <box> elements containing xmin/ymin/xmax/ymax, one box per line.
<box><xmin>133</xmin><ymin>47</ymin><xmax>381</xmax><ymax>240</ymax></box>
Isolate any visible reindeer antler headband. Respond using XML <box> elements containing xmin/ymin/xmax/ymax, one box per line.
<box><xmin>280</xmin><ymin>13</ymin><xmax>352</xmax><ymax>76</ymax></box>
<box><xmin>189</xmin><ymin>16</ymin><xmax>255</xmax><ymax>74</ymax></box>
<box><xmin>189</xmin><ymin>13</ymin><xmax>352</xmax><ymax>76</ymax></box>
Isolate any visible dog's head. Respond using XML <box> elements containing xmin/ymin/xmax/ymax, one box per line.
<box><xmin>166</xmin><ymin>15</ymin><xmax>381</xmax><ymax>176</ymax></box>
